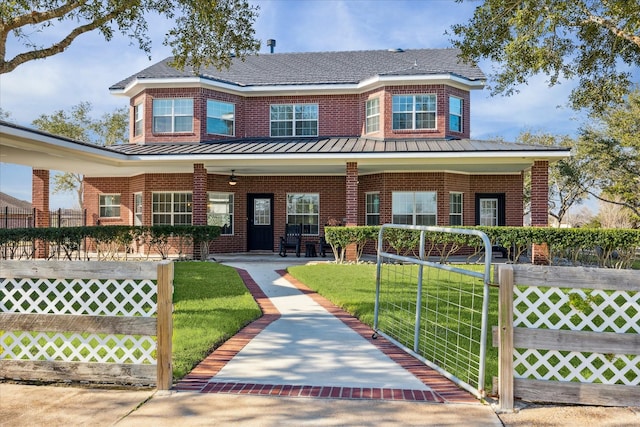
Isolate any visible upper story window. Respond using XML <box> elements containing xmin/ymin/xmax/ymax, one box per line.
<box><xmin>392</xmin><ymin>191</ymin><xmax>437</xmax><ymax>226</ymax></box>
<box><xmin>207</xmin><ymin>100</ymin><xmax>235</xmax><ymax>136</ymax></box>
<box><xmin>133</xmin><ymin>103</ymin><xmax>144</xmax><ymax>137</ymax></box>
<box><xmin>365</xmin><ymin>98</ymin><xmax>380</xmax><ymax>133</ymax></box>
<box><xmin>270</xmin><ymin>104</ymin><xmax>318</xmax><ymax>137</ymax></box>
<box><xmin>152</xmin><ymin>192</ymin><xmax>192</xmax><ymax>225</ymax></box>
<box><xmin>449</xmin><ymin>96</ymin><xmax>463</xmax><ymax>133</ymax></box>
<box><xmin>152</xmin><ymin>98</ymin><xmax>193</xmax><ymax>133</ymax></box>
<box><xmin>99</xmin><ymin>194</ymin><xmax>121</xmax><ymax>218</ymax></box>
<box><xmin>392</xmin><ymin>95</ymin><xmax>436</xmax><ymax>130</ymax></box>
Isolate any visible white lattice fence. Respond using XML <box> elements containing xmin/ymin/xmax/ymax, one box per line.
<box><xmin>495</xmin><ymin>265</ymin><xmax>640</xmax><ymax>410</ymax></box>
<box><xmin>0</xmin><ymin>260</ymin><xmax>173</xmax><ymax>389</ymax></box>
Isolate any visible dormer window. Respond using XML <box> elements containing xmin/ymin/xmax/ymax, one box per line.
<box><xmin>392</xmin><ymin>95</ymin><xmax>436</xmax><ymax>130</ymax></box>
<box><xmin>270</xmin><ymin>104</ymin><xmax>318</xmax><ymax>137</ymax></box>
<box><xmin>365</xmin><ymin>98</ymin><xmax>380</xmax><ymax>133</ymax></box>
<box><xmin>152</xmin><ymin>98</ymin><xmax>193</xmax><ymax>133</ymax></box>
<box><xmin>133</xmin><ymin>103</ymin><xmax>144</xmax><ymax>137</ymax></box>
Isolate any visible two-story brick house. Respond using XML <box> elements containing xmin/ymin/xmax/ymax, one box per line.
<box><xmin>1</xmin><ymin>48</ymin><xmax>569</xmax><ymax>256</ymax></box>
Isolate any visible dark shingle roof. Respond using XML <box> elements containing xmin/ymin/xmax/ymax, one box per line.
<box><xmin>110</xmin><ymin>48</ymin><xmax>485</xmax><ymax>90</ymax></box>
<box><xmin>109</xmin><ymin>137</ymin><xmax>568</xmax><ymax>156</ymax></box>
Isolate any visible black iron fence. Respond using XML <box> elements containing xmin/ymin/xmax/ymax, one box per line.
<box><xmin>0</xmin><ymin>207</ymin><xmax>86</xmax><ymax>229</ymax></box>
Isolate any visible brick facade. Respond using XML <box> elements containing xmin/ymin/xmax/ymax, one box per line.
<box><xmin>129</xmin><ymin>84</ymin><xmax>472</xmax><ymax>145</ymax></box>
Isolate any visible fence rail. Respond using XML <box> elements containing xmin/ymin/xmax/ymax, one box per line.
<box><xmin>495</xmin><ymin>264</ymin><xmax>640</xmax><ymax>410</ymax></box>
<box><xmin>0</xmin><ymin>260</ymin><xmax>173</xmax><ymax>389</ymax></box>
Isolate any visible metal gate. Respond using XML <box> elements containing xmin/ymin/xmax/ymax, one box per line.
<box><xmin>373</xmin><ymin>224</ymin><xmax>492</xmax><ymax>398</ymax></box>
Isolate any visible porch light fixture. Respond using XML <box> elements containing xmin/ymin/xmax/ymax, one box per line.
<box><xmin>228</xmin><ymin>170</ymin><xmax>238</xmax><ymax>186</ymax></box>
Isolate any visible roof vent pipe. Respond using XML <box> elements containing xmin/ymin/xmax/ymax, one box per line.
<box><xmin>267</xmin><ymin>39</ymin><xmax>276</xmax><ymax>53</ymax></box>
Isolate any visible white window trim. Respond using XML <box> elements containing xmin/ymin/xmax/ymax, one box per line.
<box><xmin>207</xmin><ymin>192</ymin><xmax>234</xmax><ymax>235</ymax></box>
<box><xmin>365</xmin><ymin>98</ymin><xmax>380</xmax><ymax>134</ymax></box>
<box><xmin>151</xmin><ymin>192</ymin><xmax>193</xmax><ymax>226</ymax></box>
<box><xmin>99</xmin><ymin>194</ymin><xmax>121</xmax><ymax>218</ymax></box>
<box><xmin>134</xmin><ymin>103</ymin><xmax>144</xmax><ymax>137</ymax></box>
<box><xmin>449</xmin><ymin>96</ymin><xmax>463</xmax><ymax>133</ymax></box>
<box><xmin>286</xmin><ymin>193</ymin><xmax>320</xmax><ymax>235</ymax></box>
<box><xmin>152</xmin><ymin>98</ymin><xmax>194</xmax><ymax>134</ymax></box>
<box><xmin>392</xmin><ymin>94</ymin><xmax>437</xmax><ymax>130</ymax></box>
<box><xmin>270</xmin><ymin>103</ymin><xmax>319</xmax><ymax>137</ymax></box>
<box><xmin>392</xmin><ymin>191</ymin><xmax>437</xmax><ymax>225</ymax></box>
<box><xmin>365</xmin><ymin>192</ymin><xmax>380</xmax><ymax>225</ymax></box>
<box><xmin>449</xmin><ymin>192</ymin><xmax>463</xmax><ymax>226</ymax></box>
<box><xmin>206</xmin><ymin>99</ymin><xmax>235</xmax><ymax>136</ymax></box>
<box><xmin>133</xmin><ymin>192</ymin><xmax>143</xmax><ymax>226</ymax></box>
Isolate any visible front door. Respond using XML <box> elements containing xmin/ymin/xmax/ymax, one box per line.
<box><xmin>247</xmin><ymin>194</ymin><xmax>274</xmax><ymax>251</ymax></box>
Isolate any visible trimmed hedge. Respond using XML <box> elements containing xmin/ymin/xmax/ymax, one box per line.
<box><xmin>323</xmin><ymin>226</ymin><xmax>640</xmax><ymax>268</ymax></box>
<box><xmin>0</xmin><ymin>225</ymin><xmax>221</xmax><ymax>261</ymax></box>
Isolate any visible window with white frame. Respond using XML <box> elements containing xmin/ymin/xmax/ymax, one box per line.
<box><xmin>206</xmin><ymin>100</ymin><xmax>234</xmax><ymax>136</ymax></box>
<box><xmin>449</xmin><ymin>96</ymin><xmax>463</xmax><ymax>133</ymax></box>
<box><xmin>365</xmin><ymin>192</ymin><xmax>380</xmax><ymax>225</ymax></box>
<box><xmin>134</xmin><ymin>103</ymin><xmax>144</xmax><ymax>137</ymax></box>
<box><xmin>134</xmin><ymin>193</ymin><xmax>143</xmax><ymax>226</ymax></box>
<box><xmin>152</xmin><ymin>98</ymin><xmax>193</xmax><ymax>133</ymax></box>
<box><xmin>392</xmin><ymin>95</ymin><xmax>436</xmax><ymax>130</ymax></box>
<box><xmin>286</xmin><ymin>193</ymin><xmax>319</xmax><ymax>235</ymax></box>
<box><xmin>99</xmin><ymin>194</ymin><xmax>121</xmax><ymax>218</ymax></box>
<box><xmin>449</xmin><ymin>192</ymin><xmax>463</xmax><ymax>226</ymax></box>
<box><xmin>152</xmin><ymin>192</ymin><xmax>192</xmax><ymax>225</ymax></box>
<box><xmin>207</xmin><ymin>192</ymin><xmax>234</xmax><ymax>235</ymax></box>
<box><xmin>392</xmin><ymin>191</ymin><xmax>437</xmax><ymax>225</ymax></box>
<box><xmin>365</xmin><ymin>98</ymin><xmax>380</xmax><ymax>133</ymax></box>
<box><xmin>479</xmin><ymin>198</ymin><xmax>498</xmax><ymax>226</ymax></box>
<box><xmin>270</xmin><ymin>104</ymin><xmax>318</xmax><ymax>137</ymax></box>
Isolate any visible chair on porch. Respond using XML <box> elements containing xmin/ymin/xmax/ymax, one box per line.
<box><xmin>279</xmin><ymin>223</ymin><xmax>302</xmax><ymax>257</ymax></box>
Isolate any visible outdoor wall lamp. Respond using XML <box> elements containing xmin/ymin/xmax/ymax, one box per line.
<box><xmin>228</xmin><ymin>170</ymin><xmax>238</xmax><ymax>186</ymax></box>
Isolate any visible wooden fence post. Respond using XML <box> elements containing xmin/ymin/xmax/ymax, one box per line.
<box><xmin>498</xmin><ymin>264</ymin><xmax>514</xmax><ymax>412</ymax></box>
<box><xmin>156</xmin><ymin>261</ymin><xmax>174</xmax><ymax>390</ymax></box>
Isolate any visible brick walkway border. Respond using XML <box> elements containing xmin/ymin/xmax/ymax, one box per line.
<box><xmin>173</xmin><ymin>268</ymin><xmax>478</xmax><ymax>404</ymax></box>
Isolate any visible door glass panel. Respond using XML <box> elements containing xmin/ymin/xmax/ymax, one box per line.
<box><xmin>480</xmin><ymin>198</ymin><xmax>498</xmax><ymax>226</ymax></box>
<box><xmin>254</xmin><ymin>198</ymin><xmax>271</xmax><ymax>226</ymax></box>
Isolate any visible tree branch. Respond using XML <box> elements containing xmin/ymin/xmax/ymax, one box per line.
<box><xmin>3</xmin><ymin>1</ymin><xmax>88</xmax><ymax>33</ymax></box>
<box><xmin>584</xmin><ymin>13</ymin><xmax>640</xmax><ymax>48</ymax></box>
<box><xmin>1</xmin><ymin>7</ymin><xmax>123</xmax><ymax>74</ymax></box>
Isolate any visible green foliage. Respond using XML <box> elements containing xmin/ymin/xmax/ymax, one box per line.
<box><xmin>172</xmin><ymin>262</ymin><xmax>261</xmax><ymax>379</ymax></box>
<box><xmin>575</xmin><ymin>88</ymin><xmax>640</xmax><ymax>220</ymax></box>
<box><xmin>31</xmin><ymin>102</ymin><xmax>129</xmax><ymax>208</ymax></box>
<box><xmin>450</xmin><ymin>0</ymin><xmax>640</xmax><ymax>114</ymax></box>
<box><xmin>1</xmin><ymin>0</ymin><xmax>260</xmax><ymax>74</ymax></box>
<box><xmin>320</xmin><ymin>226</ymin><xmax>640</xmax><ymax>269</ymax></box>
<box><xmin>0</xmin><ymin>225</ymin><xmax>220</xmax><ymax>260</ymax></box>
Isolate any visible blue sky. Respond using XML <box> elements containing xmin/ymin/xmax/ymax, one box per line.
<box><xmin>1</xmin><ymin>0</ymin><xmax>589</xmax><ymax>208</ymax></box>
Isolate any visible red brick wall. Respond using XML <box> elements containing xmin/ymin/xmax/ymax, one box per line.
<box><xmin>84</xmin><ymin>169</ymin><xmax>523</xmax><ymax>254</ymax></box>
<box><xmin>129</xmin><ymin>84</ymin><xmax>471</xmax><ymax>144</ymax></box>
<box><xmin>530</xmin><ymin>160</ymin><xmax>549</xmax><ymax>226</ymax></box>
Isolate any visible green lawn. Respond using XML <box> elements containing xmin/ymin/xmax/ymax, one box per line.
<box><xmin>172</xmin><ymin>262</ymin><xmax>261</xmax><ymax>379</ymax></box>
<box><xmin>287</xmin><ymin>263</ymin><xmax>499</xmax><ymax>392</ymax></box>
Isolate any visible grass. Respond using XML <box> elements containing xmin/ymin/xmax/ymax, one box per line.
<box><xmin>171</xmin><ymin>262</ymin><xmax>261</xmax><ymax>379</ymax></box>
<box><xmin>287</xmin><ymin>263</ymin><xmax>500</xmax><ymax>391</ymax></box>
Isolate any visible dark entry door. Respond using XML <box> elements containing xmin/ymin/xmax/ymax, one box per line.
<box><xmin>247</xmin><ymin>194</ymin><xmax>274</xmax><ymax>251</ymax></box>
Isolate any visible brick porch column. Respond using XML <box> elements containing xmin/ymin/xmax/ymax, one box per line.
<box><xmin>530</xmin><ymin>160</ymin><xmax>549</xmax><ymax>265</ymax></box>
<box><xmin>192</xmin><ymin>163</ymin><xmax>207</xmax><ymax>259</ymax></box>
<box><xmin>32</xmin><ymin>169</ymin><xmax>50</xmax><ymax>259</ymax></box>
<box><xmin>345</xmin><ymin>162</ymin><xmax>358</xmax><ymax>261</ymax></box>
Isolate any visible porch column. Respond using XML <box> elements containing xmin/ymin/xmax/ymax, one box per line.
<box><xmin>192</xmin><ymin>163</ymin><xmax>207</xmax><ymax>259</ymax></box>
<box><xmin>530</xmin><ymin>160</ymin><xmax>549</xmax><ymax>264</ymax></box>
<box><xmin>345</xmin><ymin>162</ymin><xmax>359</xmax><ymax>261</ymax></box>
<box><xmin>32</xmin><ymin>169</ymin><xmax>50</xmax><ymax>259</ymax></box>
